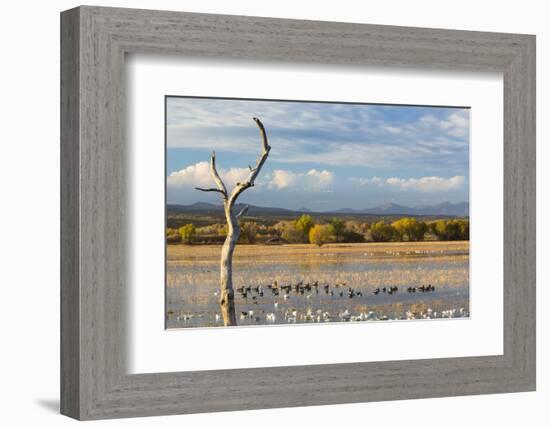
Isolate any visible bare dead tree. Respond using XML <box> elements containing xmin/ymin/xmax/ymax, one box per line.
<box><xmin>195</xmin><ymin>117</ymin><xmax>271</xmax><ymax>326</ymax></box>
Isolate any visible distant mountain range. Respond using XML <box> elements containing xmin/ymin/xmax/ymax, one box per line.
<box><xmin>168</xmin><ymin>201</ymin><xmax>469</xmax><ymax>217</ymax></box>
<box><xmin>336</xmin><ymin>201</ymin><xmax>469</xmax><ymax>216</ymax></box>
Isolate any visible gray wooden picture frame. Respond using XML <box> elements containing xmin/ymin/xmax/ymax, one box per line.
<box><xmin>60</xmin><ymin>5</ymin><xmax>536</xmax><ymax>420</ymax></box>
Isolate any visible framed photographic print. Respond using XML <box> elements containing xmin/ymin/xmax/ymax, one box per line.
<box><xmin>61</xmin><ymin>5</ymin><xmax>536</xmax><ymax>420</ymax></box>
<box><xmin>164</xmin><ymin>96</ymin><xmax>471</xmax><ymax>329</ymax></box>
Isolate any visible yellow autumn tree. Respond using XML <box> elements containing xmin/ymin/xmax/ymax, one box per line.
<box><xmin>309</xmin><ymin>224</ymin><xmax>331</xmax><ymax>246</ymax></box>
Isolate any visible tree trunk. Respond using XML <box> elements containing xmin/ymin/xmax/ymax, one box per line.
<box><xmin>219</xmin><ymin>202</ymin><xmax>239</xmax><ymax>326</ymax></box>
<box><xmin>195</xmin><ymin>117</ymin><xmax>271</xmax><ymax>327</ymax></box>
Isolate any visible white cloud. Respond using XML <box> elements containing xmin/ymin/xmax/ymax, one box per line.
<box><xmin>351</xmin><ymin>174</ymin><xmax>465</xmax><ymax>192</ymax></box>
<box><xmin>271</xmin><ymin>170</ymin><xmax>295</xmax><ymax>189</ymax></box>
<box><xmin>269</xmin><ymin>169</ymin><xmax>334</xmax><ymax>191</ymax></box>
<box><xmin>382</xmin><ymin>125</ymin><xmax>402</xmax><ymax>134</ymax></box>
<box><xmin>448</xmin><ymin>111</ymin><xmax>469</xmax><ymax>128</ymax></box>
<box><xmin>167</xmin><ymin>162</ymin><xmax>250</xmax><ymax>189</ymax></box>
<box><xmin>384</xmin><ymin>175</ymin><xmax>465</xmax><ymax>192</ymax></box>
<box><xmin>167</xmin><ymin>163</ymin><xmax>334</xmax><ymax>193</ymax></box>
<box><xmin>419</xmin><ymin>110</ymin><xmax>469</xmax><ymax>138</ymax></box>
<box><xmin>419</xmin><ymin>114</ymin><xmax>439</xmax><ymax>125</ymax></box>
<box><xmin>350</xmin><ymin>176</ymin><xmax>384</xmax><ymax>186</ymax></box>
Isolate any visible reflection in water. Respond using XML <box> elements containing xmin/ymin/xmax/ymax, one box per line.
<box><xmin>166</xmin><ymin>242</ymin><xmax>470</xmax><ymax>329</ymax></box>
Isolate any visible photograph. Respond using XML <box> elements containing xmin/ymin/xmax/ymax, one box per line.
<box><xmin>165</xmin><ymin>96</ymin><xmax>470</xmax><ymax>328</ymax></box>
<box><xmin>49</xmin><ymin>2</ymin><xmax>538</xmax><ymax>421</ymax></box>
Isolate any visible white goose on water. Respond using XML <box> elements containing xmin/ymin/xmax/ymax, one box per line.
<box><xmin>339</xmin><ymin>309</ymin><xmax>351</xmax><ymax>321</ymax></box>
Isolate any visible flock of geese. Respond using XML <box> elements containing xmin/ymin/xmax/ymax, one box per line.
<box><xmin>172</xmin><ymin>305</ymin><xmax>469</xmax><ymax>325</ymax></box>
<box><xmin>232</xmin><ymin>280</ymin><xmax>437</xmax><ymax>303</ymax></box>
<box><xmin>169</xmin><ymin>280</ymin><xmax>465</xmax><ymax>326</ymax></box>
<box><xmin>235</xmin><ymin>306</ymin><xmax>468</xmax><ymax>324</ymax></box>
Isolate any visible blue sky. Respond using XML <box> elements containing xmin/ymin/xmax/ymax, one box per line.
<box><xmin>166</xmin><ymin>97</ymin><xmax>469</xmax><ymax>211</ymax></box>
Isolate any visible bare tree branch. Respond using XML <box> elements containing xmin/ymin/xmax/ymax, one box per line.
<box><xmin>253</xmin><ymin>116</ymin><xmax>270</xmax><ymax>153</ymax></box>
<box><xmin>195</xmin><ymin>187</ymin><xmax>226</xmax><ymax>195</ymax></box>
<box><xmin>236</xmin><ymin>205</ymin><xmax>249</xmax><ymax>219</ymax></box>
<box><xmin>210</xmin><ymin>151</ymin><xmax>228</xmax><ymax>198</ymax></box>
<box><xmin>230</xmin><ymin>117</ymin><xmax>271</xmax><ymax>204</ymax></box>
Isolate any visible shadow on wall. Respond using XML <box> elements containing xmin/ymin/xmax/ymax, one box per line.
<box><xmin>35</xmin><ymin>399</ymin><xmax>59</xmax><ymax>414</ymax></box>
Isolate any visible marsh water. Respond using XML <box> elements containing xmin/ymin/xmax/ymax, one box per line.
<box><xmin>166</xmin><ymin>241</ymin><xmax>469</xmax><ymax>329</ymax></box>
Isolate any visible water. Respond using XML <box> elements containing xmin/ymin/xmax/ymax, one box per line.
<box><xmin>166</xmin><ymin>242</ymin><xmax>470</xmax><ymax>329</ymax></box>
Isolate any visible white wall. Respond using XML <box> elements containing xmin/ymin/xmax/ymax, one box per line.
<box><xmin>0</xmin><ymin>0</ymin><xmax>546</xmax><ymax>425</ymax></box>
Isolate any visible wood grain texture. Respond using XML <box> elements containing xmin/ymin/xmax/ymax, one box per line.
<box><xmin>60</xmin><ymin>5</ymin><xmax>536</xmax><ymax>420</ymax></box>
<box><xmin>60</xmin><ymin>7</ymin><xmax>80</xmax><ymax>419</ymax></box>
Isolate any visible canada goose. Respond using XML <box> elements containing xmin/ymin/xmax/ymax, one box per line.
<box><xmin>373</xmin><ymin>288</ymin><xmax>380</xmax><ymax>295</ymax></box>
